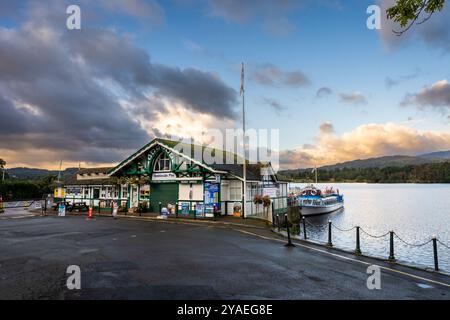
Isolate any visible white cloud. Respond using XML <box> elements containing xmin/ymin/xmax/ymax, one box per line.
<box><xmin>280</xmin><ymin>122</ymin><xmax>450</xmax><ymax>168</ymax></box>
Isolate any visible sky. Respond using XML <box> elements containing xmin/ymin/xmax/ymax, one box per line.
<box><xmin>0</xmin><ymin>0</ymin><xmax>450</xmax><ymax>170</ymax></box>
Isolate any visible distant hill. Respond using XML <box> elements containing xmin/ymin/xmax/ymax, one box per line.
<box><xmin>5</xmin><ymin>167</ymin><xmax>78</xmax><ymax>180</ymax></box>
<box><xmin>280</xmin><ymin>151</ymin><xmax>450</xmax><ymax>175</ymax></box>
<box><xmin>318</xmin><ymin>155</ymin><xmax>445</xmax><ymax>171</ymax></box>
<box><xmin>419</xmin><ymin>150</ymin><xmax>450</xmax><ymax>159</ymax></box>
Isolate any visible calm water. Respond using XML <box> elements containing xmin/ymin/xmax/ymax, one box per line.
<box><xmin>289</xmin><ymin>183</ymin><xmax>450</xmax><ymax>273</ymax></box>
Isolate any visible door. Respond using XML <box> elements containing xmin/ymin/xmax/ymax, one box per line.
<box><xmin>130</xmin><ymin>185</ymin><xmax>139</xmax><ymax>208</ymax></box>
<box><xmin>150</xmin><ymin>183</ymin><xmax>178</xmax><ymax>213</ymax></box>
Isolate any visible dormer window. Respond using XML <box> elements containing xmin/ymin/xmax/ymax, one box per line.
<box><xmin>154</xmin><ymin>153</ymin><xmax>171</xmax><ymax>172</ymax></box>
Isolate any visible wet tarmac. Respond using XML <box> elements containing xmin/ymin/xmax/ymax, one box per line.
<box><xmin>0</xmin><ymin>215</ymin><xmax>448</xmax><ymax>299</ymax></box>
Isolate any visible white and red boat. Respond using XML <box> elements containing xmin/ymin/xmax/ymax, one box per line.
<box><xmin>296</xmin><ymin>185</ymin><xmax>344</xmax><ymax>216</ymax></box>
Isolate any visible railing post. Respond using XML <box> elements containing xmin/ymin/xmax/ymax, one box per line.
<box><xmin>355</xmin><ymin>226</ymin><xmax>361</xmax><ymax>255</ymax></box>
<box><xmin>284</xmin><ymin>214</ymin><xmax>295</xmax><ymax>247</ymax></box>
<box><xmin>276</xmin><ymin>214</ymin><xmax>280</xmax><ymax>232</ymax></box>
<box><xmin>271</xmin><ymin>202</ymin><xmax>275</xmax><ymax>227</ymax></box>
<box><xmin>327</xmin><ymin>220</ymin><xmax>333</xmax><ymax>247</ymax></box>
<box><xmin>388</xmin><ymin>231</ymin><xmax>396</xmax><ymax>261</ymax></box>
<box><xmin>193</xmin><ymin>203</ymin><xmax>197</xmax><ymax>220</ymax></box>
<box><xmin>302</xmin><ymin>216</ymin><xmax>307</xmax><ymax>240</ymax></box>
<box><xmin>432</xmin><ymin>236</ymin><xmax>439</xmax><ymax>271</ymax></box>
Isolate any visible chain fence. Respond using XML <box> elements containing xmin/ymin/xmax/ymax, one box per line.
<box><xmin>272</xmin><ymin>211</ymin><xmax>450</xmax><ymax>273</ymax></box>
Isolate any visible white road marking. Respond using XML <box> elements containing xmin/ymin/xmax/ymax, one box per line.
<box><xmin>233</xmin><ymin>228</ymin><xmax>450</xmax><ymax>289</ymax></box>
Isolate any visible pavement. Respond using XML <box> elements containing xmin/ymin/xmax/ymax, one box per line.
<box><xmin>0</xmin><ymin>207</ymin><xmax>36</xmax><ymax>220</ymax></box>
<box><xmin>0</xmin><ymin>213</ymin><xmax>449</xmax><ymax>300</ymax></box>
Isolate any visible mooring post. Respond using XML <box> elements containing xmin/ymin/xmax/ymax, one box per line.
<box><xmin>158</xmin><ymin>202</ymin><xmax>162</xmax><ymax>214</ymax></box>
<box><xmin>175</xmin><ymin>202</ymin><xmax>178</xmax><ymax>219</ymax></box>
<box><xmin>284</xmin><ymin>213</ymin><xmax>295</xmax><ymax>247</ymax></box>
<box><xmin>43</xmin><ymin>199</ymin><xmax>47</xmax><ymax>216</ymax></box>
<box><xmin>355</xmin><ymin>226</ymin><xmax>362</xmax><ymax>255</ymax></box>
<box><xmin>388</xmin><ymin>231</ymin><xmax>396</xmax><ymax>261</ymax></box>
<box><xmin>327</xmin><ymin>220</ymin><xmax>333</xmax><ymax>247</ymax></box>
<box><xmin>271</xmin><ymin>202</ymin><xmax>275</xmax><ymax>227</ymax></box>
<box><xmin>302</xmin><ymin>216</ymin><xmax>307</xmax><ymax>240</ymax></box>
<box><xmin>432</xmin><ymin>236</ymin><xmax>439</xmax><ymax>271</ymax></box>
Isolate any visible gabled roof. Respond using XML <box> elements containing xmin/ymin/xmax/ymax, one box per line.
<box><xmin>108</xmin><ymin>138</ymin><xmax>243</xmax><ymax>176</ymax></box>
<box><xmin>107</xmin><ymin>137</ymin><xmax>280</xmax><ymax>182</ymax></box>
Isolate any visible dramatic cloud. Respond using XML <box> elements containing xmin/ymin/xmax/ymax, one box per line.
<box><xmin>339</xmin><ymin>92</ymin><xmax>368</xmax><ymax>105</ymax></box>
<box><xmin>262</xmin><ymin>98</ymin><xmax>286</xmax><ymax>115</ymax></box>
<box><xmin>319</xmin><ymin>121</ymin><xmax>334</xmax><ymax>134</ymax></box>
<box><xmin>251</xmin><ymin>63</ymin><xmax>310</xmax><ymax>88</ymax></box>
<box><xmin>280</xmin><ymin>122</ymin><xmax>450</xmax><ymax>169</ymax></box>
<box><xmin>400</xmin><ymin>80</ymin><xmax>450</xmax><ymax>113</ymax></box>
<box><xmin>316</xmin><ymin>87</ymin><xmax>333</xmax><ymax>98</ymax></box>
<box><xmin>377</xmin><ymin>0</ymin><xmax>450</xmax><ymax>52</ymax></box>
<box><xmin>0</xmin><ymin>1</ymin><xmax>238</xmax><ymax>168</ymax></box>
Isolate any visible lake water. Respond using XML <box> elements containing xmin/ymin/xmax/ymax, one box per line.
<box><xmin>289</xmin><ymin>183</ymin><xmax>450</xmax><ymax>273</ymax></box>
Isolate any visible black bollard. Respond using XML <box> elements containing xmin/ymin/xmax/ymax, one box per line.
<box><xmin>284</xmin><ymin>214</ymin><xmax>295</xmax><ymax>247</ymax></box>
<box><xmin>432</xmin><ymin>236</ymin><xmax>439</xmax><ymax>271</ymax></box>
<box><xmin>175</xmin><ymin>202</ymin><xmax>178</xmax><ymax>218</ymax></box>
<box><xmin>271</xmin><ymin>202</ymin><xmax>275</xmax><ymax>227</ymax></box>
<box><xmin>158</xmin><ymin>202</ymin><xmax>162</xmax><ymax>214</ymax></box>
<box><xmin>276</xmin><ymin>215</ymin><xmax>280</xmax><ymax>232</ymax></box>
<box><xmin>302</xmin><ymin>216</ymin><xmax>307</xmax><ymax>240</ymax></box>
<box><xmin>327</xmin><ymin>220</ymin><xmax>333</xmax><ymax>247</ymax></box>
<box><xmin>388</xmin><ymin>231</ymin><xmax>395</xmax><ymax>261</ymax></box>
<box><xmin>355</xmin><ymin>226</ymin><xmax>362</xmax><ymax>255</ymax></box>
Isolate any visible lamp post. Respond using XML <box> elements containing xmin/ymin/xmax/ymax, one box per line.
<box><xmin>240</xmin><ymin>62</ymin><xmax>246</xmax><ymax>219</ymax></box>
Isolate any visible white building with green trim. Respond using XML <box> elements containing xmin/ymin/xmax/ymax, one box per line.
<box><xmin>61</xmin><ymin>138</ymin><xmax>288</xmax><ymax>219</ymax></box>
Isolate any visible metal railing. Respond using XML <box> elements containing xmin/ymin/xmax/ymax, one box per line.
<box><xmin>273</xmin><ymin>210</ymin><xmax>449</xmax><ymax>273</ymax></box>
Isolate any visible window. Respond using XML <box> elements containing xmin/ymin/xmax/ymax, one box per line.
<box><xmin>154</xmin><ymin>153</ymin><xmax>171</xmax><ymax>172</ymax></box>
<box><xmin>121</xmin><ymin>185</ymin><xmax>128</xmax><ymax>198</ymax></box>
<box><xmin>229</xmin><ymin>181</ymin><xmax>242</xmax><ymax>201</ymax></box>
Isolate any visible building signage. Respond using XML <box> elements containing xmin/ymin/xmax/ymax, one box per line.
<box><xmin>152</xmin><ymin>172</ymin><xmax>176</xmax><ymax>181</ymax></box>
<box><xmin>263</xmin><ymin>187</ymin><xmax>279</xmax><ymax>198</ymax></box>
<box><xmin>204</xmin><ymin>182</ymin><xmax>219</xmax><ymax>208</ymax></box>
<box><xmin>66</xmin><ymin>187</ymin><xmax>82</xmax><ymax>195</ymax></box>
<box><xmin>181</xmin><ymin>202</ymin><xmax>190</xmax><ymax>215</ymax></box>
<box><xmin>58</xmin><ymin>203</ymin><xmax>66</xmax><ymax>217</ymax></box>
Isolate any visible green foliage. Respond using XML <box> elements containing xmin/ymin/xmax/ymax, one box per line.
<box><xmin>387</xmin><ymin>0</ymin><xmax>445</xmax><ymax>28</ymax></box>
<box><xmin>0</xmin><ymin>175</ymin><xmax>57</xmax><ymax>200</ymax></box>
<box><xmin>278</xmin><ymin>162</ymin><xmax>450</xmax><ymax>183</ymax></box>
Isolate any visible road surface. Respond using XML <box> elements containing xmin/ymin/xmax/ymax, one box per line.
<box><xmin>0</xmin><ymin>215</ymin><xmax>448</xmax><ymax>299</ymax></box>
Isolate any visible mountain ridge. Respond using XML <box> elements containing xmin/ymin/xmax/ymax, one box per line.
<box><xmin>280</xmin><ymin>151</ymin><xmax>450</xmax><ymax>174</ymax></box>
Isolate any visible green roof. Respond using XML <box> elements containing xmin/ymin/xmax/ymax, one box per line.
<box><xmin>156</xmin><ymin>138</ymin><xmax>244</xmax><ymax>164</ymax></box>
<box><xmin>108</xmin><ymin>137</ymin><xmax>247</xmax><ymax>176</ymax></box>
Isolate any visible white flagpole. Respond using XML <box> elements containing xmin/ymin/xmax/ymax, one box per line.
<box><xmin>311</xmin><ymin>165</ymin><xmax>318</xmax><ymax>184</ymax></box>
<box><xmin>240</xmin><ymin>62</ymin><xmax>246</xmax><ymax>219</ymax></box>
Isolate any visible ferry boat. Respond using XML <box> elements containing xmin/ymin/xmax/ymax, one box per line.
<box><xmin>296</xmin><ymin>185</ymin><xmax>344</xmax><ymax>216</ymax></box>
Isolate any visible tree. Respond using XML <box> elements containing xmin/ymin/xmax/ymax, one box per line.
<box><xmin>0</xmin><ymin>159</ymin><xmax>5</xmax><ymax>182</ymax></box>
<box><xmin>387</xmin><ymin>0</ymin><xmax>446</xmax><ymax>35</ymax></box>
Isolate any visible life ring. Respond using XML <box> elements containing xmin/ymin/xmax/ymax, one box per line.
<box><xmin>310</xmin><ymin>189</ymin><xmax>317</xmax><ymax>196</ymax></box>
<box><xmin>302</xmin><ymin>190</ymin><xmax>307</xmax><ymax>196</ymax></box>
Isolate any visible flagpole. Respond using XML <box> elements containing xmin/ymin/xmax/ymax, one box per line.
<box><xmin>315</xmin><ymin>165</ymin><xmax>318</xmax><ymax>184</ymax></box>
<box><xmin>241</xmin><ymin>62</ymin><xmax>246</xmax><ymax>219</ymax></box>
